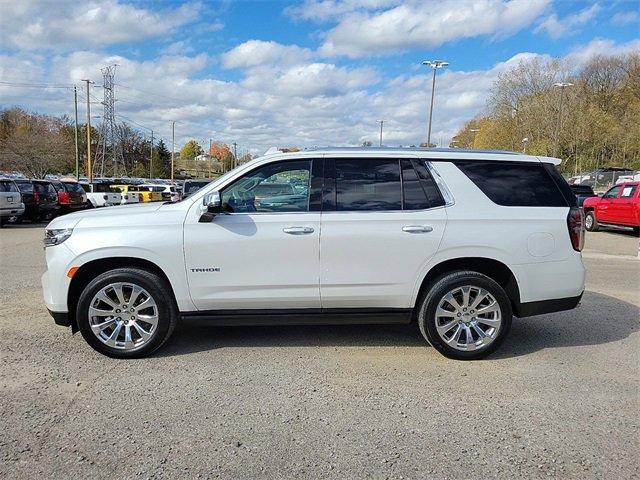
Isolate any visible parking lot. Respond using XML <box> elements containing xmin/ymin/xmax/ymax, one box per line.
<box><xmin>1</xmin><ymin>225</ymin><xmax>638</xmax><ymax>479</ymax></box>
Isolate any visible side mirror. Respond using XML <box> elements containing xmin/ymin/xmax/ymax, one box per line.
<box><xmin>199</xmin><ymin>191</ymin><xmax>222</xmax><ymax>223</ymax></box>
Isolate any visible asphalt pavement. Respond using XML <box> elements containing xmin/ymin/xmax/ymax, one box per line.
<box><xmin>1</xmin><ymin>224</ymin><xmax>638</xmax><ymax>479</ymax></box>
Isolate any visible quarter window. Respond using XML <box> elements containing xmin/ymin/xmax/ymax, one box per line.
<box><xmin>221</xmin><ymin>160</ymin><xmax>311</xmax><ymax>213</ymax></box>
<box><xmin>335</xmin><ymin>159</ymin><xmax>401</xmax><ymax>211</ymax></box>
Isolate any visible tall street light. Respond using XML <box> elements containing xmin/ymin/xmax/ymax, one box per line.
<box><xmin>553</xmin><ymin>82</ymin><xmax>573</xmax><ymax>157</ymax></box>
<box><xmin>422</xmin><ymin>59</ymin><xmax>449</xmax><ymax>147</ymax></box>
<box><xmin>470</xmin><ymin>128</ymin><xmax>480</xmax><ymax>148</ymax></box>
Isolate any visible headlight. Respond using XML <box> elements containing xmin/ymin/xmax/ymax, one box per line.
<box><xmin>44</xmin><ymin>228</ymin><xmax>73</xmax><ymax>247</ymax></box>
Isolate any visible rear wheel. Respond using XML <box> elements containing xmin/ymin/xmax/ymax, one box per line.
<box><xmin>584</xmin><ymin>211</ymin><xmax>599</xmax><ymax>232</ymax></box>
<box><xmin>77</xmin><ymin>268</ymin><xmax>178</xmax><ymax>358</ymax></box>
<box><xmin>417</xmin><ymin>271</ymin><xmax>512</xmax><ymax>360</ymax></box>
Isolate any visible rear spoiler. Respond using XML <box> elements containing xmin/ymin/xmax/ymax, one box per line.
<box><xmin>536</xmin><ymin>156</ymin><xmax>562</xmax><ymax>166</ymax></box>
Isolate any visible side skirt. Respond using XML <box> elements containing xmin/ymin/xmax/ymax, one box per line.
<box><xmin>180</xmin><ymin>308</ymin><xmax>414</xmax><ymax>326</ymax></box>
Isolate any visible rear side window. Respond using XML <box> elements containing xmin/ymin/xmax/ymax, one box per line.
<box><xmin>454</xmin><ymin>161</ymin><xmax>569</xmax><ymax>207</ymax></box>
<box><xmin>0</xmin><ymin>181</ymin><xmax>19</xmax><ymax>193</ymax></box>
<box><xmin>335</xmin><ymin>159</ymin><xmax>401</xmax><ymax>211</ymax></box>
<box><xmin>15</xmin><ymin>181</ymin><xmax>33</xmax><ymax>193</ymax></box>
<box><xmin>401</xmin><ymin>160</ymin><xmax>445</xmax><ymax>209</ymax></box>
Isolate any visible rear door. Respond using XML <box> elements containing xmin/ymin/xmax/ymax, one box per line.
<box><xmin>319</xmin><ymin>156</ymin><xmax>447</xmax><ymax>309</ymax></box>
<box><xmin>618</xmin><ymin>183</ymin><xmax>639</xmax><ymax>226</ymax></box>
<box><xmin>0</xmin><ymin>180</ymin><xmax>20</xmax><ymax>211</ymax></box>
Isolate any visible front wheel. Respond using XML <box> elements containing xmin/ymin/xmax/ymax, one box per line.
<box><xmin>584</xmin><ymin>211</ymin><xmax>599</xmax><ymax>232</ymax></box>
<box><xmin>77</xmin><ymin>268</ymin><xmax>178</xmax><ymax>358</ymax></box>
<box><xmin>417</xmin><ymin>271</ymin><xmax>512</xmax><ymax>360</ymax></box>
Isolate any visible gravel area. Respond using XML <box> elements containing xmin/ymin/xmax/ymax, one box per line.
<box><xmin>1</xmin><ymin>225</ymin><xmax>638</xmax><ymax>479</ymax></box>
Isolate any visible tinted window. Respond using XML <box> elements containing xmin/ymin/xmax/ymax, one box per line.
<box><xmin>64</xmin><ymin>182</ymin><xmax>85</xmax><ymax>193</ymax></box>
<box><xmin>454</xmin><ymin>161</ymin><xmax>568</xmax><ymax>207</ymax></box>
<box><xmin>621</xmin><ymin>185</ymin><xmax>637</xmax><ymax>198</ymax></box>
<box><xmin>410</xmin><ymin>160</ymin><xmax>446</xmax><ymax>209</ymax></box>
<box><xmin>335</xmin><ymin>159</ymin><xmax>401</xmax><ymax>211</ymax></box>
<box><xmin>15</xmin><ymin>181</ymin><xmax>33</xmax><ymax>193</ymax></box>
<box><xmin>0</xmin><ymin>181</ymin><xmax>19</xmax><ymax>193</ymax></box>
<box><xmin>221</xmin><ymin>160</ymin><xmax>311</xmax><ymax>213</ymax></box>
<box><xmin>603</xmin><ymin>186</ymin><xmax>621</xmax><ymax>199</ymax></box>
<box><xmin>34</xmin><ymin>182</ymin><xmax>55</xmax><ymax>196</ymax></box>
<box><xmin>50</xmin><ymin>181</ymin><xmax>64</xmax><ymax>193</ymax></box>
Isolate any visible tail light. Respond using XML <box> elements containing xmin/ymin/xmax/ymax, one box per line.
<box><xmin>567</xmin><ymin>206</ymin><xmax>585</xmax><ymax>252</ymax></box>
<box><xmin>58</xmin><ymin>191</ymin><xmax>70</xmax><ymax>205</ymax></box>
<box><xmin>33</xmin><ymin>191</ymin><xmax>40</xmax><ymax>203</ymax></box>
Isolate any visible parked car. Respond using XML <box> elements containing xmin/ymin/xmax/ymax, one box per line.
<box><xmin>14</xmin><ymin>179</ymin><xmax>59</xmax><ymax>222</ymax></box>
<box><xmin>42</xmin><ymin>148</ymin><xmax>586</xmax><ymax>360</ymax></box>
<box><xmin>79</xmin><ymin>182</ymin><xmax>122</xmax><ymax>207</ymax></box>
<box><xmin>138</xmin><ymin>184</ymin><xmax>180</xmax><ymax>202</ymax></box>
<box><xmin>570</xmin><ymin>184</ymin><xmax>597</xmax><ymax>207</ymax></box>
<box><xmin>111</xmin><ymin>184</ymin><xmax>161</xmax><ymax>203</ymax></box>
<box><xmin>0</xmin><ymin>178</ymin><xmax>25</xmax><ymax>226</ymax></box>
<box><xmin>182</xmin><ymin>179</ymin><xmax>212</xmax><ymax>198</ymax></box>
<box><xmin>50</xmin><ymin>180</ymin><xmax>87</xmax><ymax>214</ymax></box>
<box><xmin>583</xmin><ymin>182</ymin><xmax>640</xmax><ymax>234</ymax></box>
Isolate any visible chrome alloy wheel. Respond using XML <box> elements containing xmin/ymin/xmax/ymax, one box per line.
<box><xmin>88</xmin><ymin>282</ymin><xmax>159</xmax><ymax>351</ymax></box>
<box><xmin>434</xmin><ymin>285</ymin><xmax>502</xmax><ymax>351</ymax></box>
<box><xmin>585</xmin><ymin>214</ymin><xmax>593</xmax><ymax>229</ymax></box>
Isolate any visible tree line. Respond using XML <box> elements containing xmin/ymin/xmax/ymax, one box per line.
<box><xmin>0</xmin><ymin>107</ymin><xmax>173</xmax><ymax>179</ymax></box>
<box><xmin>452</xmin><ymin>52</ymin><xmax>640</xmax><ymax>172</ymax></box>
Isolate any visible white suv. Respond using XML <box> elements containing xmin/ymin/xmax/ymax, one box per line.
<box><xmin>42</xmin><ymin>148</ymin><xmax>586</xmax><ymax>360</ymax></box>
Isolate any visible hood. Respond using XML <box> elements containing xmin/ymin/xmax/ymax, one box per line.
<box><xmin>46</xmin><ymin>202</ymin><xmax>164</xmax><ymax>230</ymax></box>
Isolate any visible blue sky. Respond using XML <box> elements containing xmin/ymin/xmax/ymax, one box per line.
<box><xmin>1</xmin><ymin>0</ymin><xmax>639</xmax><ymax>153</ymax></box>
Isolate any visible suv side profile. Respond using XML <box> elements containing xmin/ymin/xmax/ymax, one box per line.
<box><xmin>42</xmin><ymin>148</ymin><xmax>586</xmax><ymax>360</ymax></box>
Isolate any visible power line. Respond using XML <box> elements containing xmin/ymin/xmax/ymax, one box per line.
<box><xmin>0</xmin><ymin>80</ymin><xmax>74</xmax><ymax>89</ymax></box>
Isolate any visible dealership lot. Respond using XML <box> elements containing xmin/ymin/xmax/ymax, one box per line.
<box><xmin>1</xmin><ymin>226</ymin><xmax>638</xmax><ymax>478</ymax></box>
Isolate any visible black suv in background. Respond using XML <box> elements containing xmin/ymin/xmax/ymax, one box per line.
<box><xmin>14</xmin><ymin>179</ymin><xmax>60</xmax><ymax>222</ymax></box>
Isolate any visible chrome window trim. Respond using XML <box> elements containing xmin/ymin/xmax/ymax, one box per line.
<box><xmin>424</xmin><ymin>161</ymin><xmax>455</xmax><ymax>206</ymax></box>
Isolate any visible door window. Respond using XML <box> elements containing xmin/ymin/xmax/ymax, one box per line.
<box><xmin>334</xmin><ymin>159</ymin><xmax>401</xmax><ymax>211</ymax></box>
<box><xmin>221</xmin><ymin>160</ymin><xmax>311</xmax><ymax>213</ymax></box>
<box><xmin>621</xmin><ymin>185</ymin><xmax>637</xmax><ymax>198</ymax></box>
<box><xmin>603</xmin><ymin>186</ymin><xmax>621</xmax><ymax>199</ymax></box>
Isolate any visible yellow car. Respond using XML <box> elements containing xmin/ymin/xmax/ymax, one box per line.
<box><xmin>111</xmin><ymin>185</ymin><xmax>162</xmax><ymax>203</ymax></box>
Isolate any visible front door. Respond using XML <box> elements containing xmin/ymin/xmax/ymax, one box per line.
<box><xmin>596</xmin><ymin>185</ymin><xmax>621</xmax><ymax>223</ymax></box>
<box><xmin>319</xmin><ymin>157</ymin><xmax>447</xmax><ymax>309</ymax></box>
<box><xmin>184</xmin><ymin>158</ymin><xmax>322</xmax><ymax>310</ymax></box>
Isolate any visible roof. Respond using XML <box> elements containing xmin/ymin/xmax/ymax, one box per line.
<box><xmin>260</xmin><ymin>146</ymin><xmax>560</xmax><ymax>165</ymax></box>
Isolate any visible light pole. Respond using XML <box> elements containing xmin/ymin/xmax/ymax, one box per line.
<box><xmin>522</xmin><ymin>137</ymin><xmax>529</xmax><ymax>154</ymax></box>
<box><xmin>553</xmin><ymin>82</ymin><xmax>573</xmax><ymax>157</ymax></box>
<box><xmin>377</xmin><ymin>120</ymin><xmax>384</xmax><ymax>147</ymax></box>
<box><xmin>422</xmin><ymin>60</ymin><xmax>449</xmax><ymax>147</ymax></box>
<box><xmin>470</xmin><ymin>128</ymin><xmax>479</xmax><ymax>148</ymax></box>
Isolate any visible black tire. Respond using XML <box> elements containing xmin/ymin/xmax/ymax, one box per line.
<box><xmin>585</xmin><ymin>211</ymin><xmax>599</xmax><ymax>232</ymax></box>
<box><xmin>633</xmin><ymin>226</ymin><xmax>639</xmax><ymax>236</ymax></box>
<box><xmin>417</xmin><ymin>271</ymin><xmax>512</xmax><ymax>360</ymax></box>
<box><xmin>77</xmin><ymin>268</ymin><xmax>178</xmax><ymax>358</ymax></box>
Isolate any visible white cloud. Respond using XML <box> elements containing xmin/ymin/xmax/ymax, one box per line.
<box><xmin>316</xmin><ymin>0</ymin><xmax>549</xmax><ymax>58</ymax></box>
<box><xmin>535</xmin><ymin>3</ymin><xmax>601</xmax><ymax>39</ymax></box>
<box><xmin>611</xmin><ymin>11</ymin><xmax>639</xmax><ymax>26</ymax></box>
<box><xmin>221</xmin><ymin>40</ymin><xmax>313</xmax><ymax>69</ymax></box>
<box><xmin>0</xmin><ymin>0</ymin><xmax>199</xmax><ymax>51</ymax></box>
<box><xmin>285</xmin><ymin>0</ymin><xmax>399</xmax><ymax>22</ymax></box>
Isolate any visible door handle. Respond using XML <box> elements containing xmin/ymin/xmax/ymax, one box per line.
<box><xmin>402</xmin><ymin>225</ymin><xmax>433</xmax><ymax>233</ymax></box>
<box><xmin>283</xmin><ymin>226</ymin><xmax>315</xmax><ymax>235</ymax></box>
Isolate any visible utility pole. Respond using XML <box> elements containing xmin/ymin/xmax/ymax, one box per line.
<box><xmin>470</xmin><ymin>128</ymin><xmax>479</xmax><ymax>148</ymax></box>
<box><xmin>377</xmin><ymin>120</ymin><xmax>384</xmax><ymax>147</ymax></box>
<box><xmin>82</xmin><ymin>79</ymin><xmax>93</xmax><ymax>182</ymax></box>
<box><xmin>422</xmin><ymin>60</ymin><xmax>449</xmax><ymax>147</ymax></box>
<box><xmin>171</xmin><ymin>121</ymin><xmax>175</xmax><ymax>181</ymax></box>
<box><xmin>553</xmin><ymin>82</ymin><xmax>573</xmax><ymax>157</ymax></box>
<box><xmin>149</xmin><ymin>130</ymin><xmax>154</xmax><ymax>179</ymax></box>
<box><xmin>232</xmin><ymin>142</ymin><xmax>238</xmax><ymax>169</ymax></box>
<box><xmin>73</xmin><ymin>86</ymin><xmax>79</xmax><ymax>179</ymax></box>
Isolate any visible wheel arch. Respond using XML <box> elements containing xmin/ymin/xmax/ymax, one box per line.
<box><xmin>415</xmin><ymin>257</ymin><xmax>521</xmax><ymax>314</ymax></box>
<box><xmin>67</xmin><ymin>257</ymin><xmax>176</xmax><ymax>332</ymax></box>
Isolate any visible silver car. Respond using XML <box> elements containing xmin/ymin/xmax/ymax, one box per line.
<box><xmin>0</xmin><ymin>178</ymin><xmax>25</xmax><ymax>226</ymax></box>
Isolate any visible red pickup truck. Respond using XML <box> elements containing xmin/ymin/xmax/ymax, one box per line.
<box><xmin>583</xmin><ymin>182</ymin><xmax>639</xmax><ymax>234</ymax></box>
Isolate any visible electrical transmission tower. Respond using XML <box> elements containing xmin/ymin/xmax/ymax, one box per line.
<box><xmin>94</xmin><ymin>65</ymin><xmax>126</xmax><ymax>177</ymax></box>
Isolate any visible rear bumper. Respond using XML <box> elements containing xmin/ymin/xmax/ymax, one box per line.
<box><xmin>0</xmin><ymin>204</ymin><xmax>25</xmax><ymax>216</ymax></box>
<box><xmin>514</xmin><ymin>292</ymin><xmax>583</xmax><ymax>318</ymax></box>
